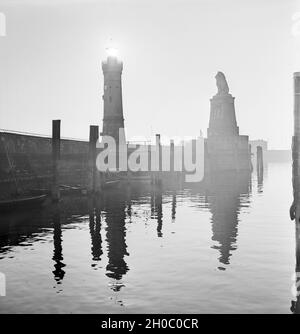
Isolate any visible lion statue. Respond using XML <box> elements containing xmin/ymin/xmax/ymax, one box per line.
<box><xmin>215</xmin><ymin>71</ymin><xmax>229</xmax><ymax>94</ymax></box>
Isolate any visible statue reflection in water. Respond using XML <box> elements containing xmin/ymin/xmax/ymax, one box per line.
<box><xmin>205</xmin><ymin>171</ymin><xmax>251</xmax><ymax>270</ymax></box>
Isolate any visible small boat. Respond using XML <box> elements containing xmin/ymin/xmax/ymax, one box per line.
<box><xmin>60</xmin><ymin>184</ymin><xmax>84</xmax><ymax>195</ymax></box>
<box><xmin>127</xmin><ymin>175</ymin><xmax>152</xmax><ymax>182</ymax></box>
<box><xmin>102</xmin><ymin>180</ymin><xmax>120</xmax><ymax>189</ymax></box>
<box><xmin>0</xmin><ymin>194</ymin><xmax>48</xmax><ymax>212</ymax></box>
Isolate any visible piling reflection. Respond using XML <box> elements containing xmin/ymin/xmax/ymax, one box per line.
<box><xmin>257</xmin><ymin>168</ymin><xmax>264</xmax><ymax>193</ymax></box>
<box><xmin>88</xmin><ymin>197</ymin><xmax>103</xmax><ymax>264</ymax></box>
<box><xmin>150</xmin><ymin>185</ymin><xmax>163</xmax><ymax>237</ymax></box>
<box><xmin>290</xmin><ymin>125</ymin><xmax>300</xmax><ymax>312</ymax></box>
<box><xmin>125</xmin><ymin>186</ymin><xmax>132</xmax><ymax>223</ymax></box>
<box><xmin>171</xmin><ymin>192</ymin><xmax>176</xmax><ymax>222</ymax></box>
<box><xmin>205</xmin><ymin>172</ymin><xmax>251</xmax><ymax>269</ymax></box>
<box><xmin>52</xmin><ymin>204</ymin><xmax>66</xmax><ymax>288</ymax></box>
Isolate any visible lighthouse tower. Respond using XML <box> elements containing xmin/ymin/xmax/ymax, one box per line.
<box><xmin>101</xmin><ymin>50</ymin><xmax>126</xmax><ymax>144</ymax></box>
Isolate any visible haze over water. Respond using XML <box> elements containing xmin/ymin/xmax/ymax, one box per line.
<box><xmin>0</xmin><ymin>162</ymin><xmax>295</xmax><ymax>313</ymax></box>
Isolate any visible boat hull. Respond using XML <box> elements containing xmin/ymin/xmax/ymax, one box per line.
<box><xmin>0</xmin><ymin>194</ymin><xmax>47</xmax><ymax>212</ymax></box>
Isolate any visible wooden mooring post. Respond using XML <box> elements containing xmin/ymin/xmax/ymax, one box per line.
<box><xmin>88</xmin><ymin>125</ymin><xmax>99</xmax><ymax>195</ymax></box>
<box><xmin>151</xmin><ymin>134</ymin><xmax>162</xmax><ymax>185</ymax></box>
<box><xmin>157</xmin><ymin>134</ymin><xmax>162</xmax><ymax>185</ymax></box>
<box><xmin>181</xmin><ymin>140</ymin><xmax>185</xmax><ymax>183</ymax></box>
<box><xmin>256</xmin><ymin>146</ymin><xmax>263</xmax><ymax>173</ymax></box>
<box><xmin>249</xmin><ymin>144</ymin><xmax>253</xmax><ymax>172</ymax></box>
<box><xmin>170</xmin><ymin>139</ymin><xmax>175</xmax><ymax>173</ymax></box>
<box><xmin>51</xmin><ymin>120</ymin><xmax>61</xmax><ymax>202</ymax></box>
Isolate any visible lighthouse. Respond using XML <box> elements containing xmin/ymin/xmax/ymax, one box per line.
<box><xmin>101</xmin><ymin>48</ymin><xmax>126</xmax><ymax>145</ymax></box>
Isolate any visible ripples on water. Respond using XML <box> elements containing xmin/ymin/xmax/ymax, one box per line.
<box><xmin>0</xmin><ymin>163</ymin><xmax>296</xmax><ymax>313</ymax></box>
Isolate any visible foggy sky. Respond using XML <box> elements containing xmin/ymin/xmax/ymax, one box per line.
<box><xmin>0</xmin><ymin>0</ymin><xmax>297</xmax><ymax>149</ymax></box>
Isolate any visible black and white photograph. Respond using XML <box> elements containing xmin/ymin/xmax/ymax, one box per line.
<box><xmin>0</xmin><ymin>0</ymin><xmax>298</xmax><ymax>319</ymax></box>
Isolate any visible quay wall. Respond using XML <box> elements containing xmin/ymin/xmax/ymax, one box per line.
<box><xmin>0</xmin><ymin>132</ymin><xmax>89</xmax><ymax>198</ymax></box>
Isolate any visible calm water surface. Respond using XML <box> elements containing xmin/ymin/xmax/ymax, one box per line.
<box><xmin>0</xmin><ymin>163</ymin><xmax>296</xmax><ymax>313</ymax></box>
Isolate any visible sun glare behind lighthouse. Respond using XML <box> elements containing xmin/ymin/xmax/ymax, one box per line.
<box><xmin>106</xmin><ymin>47</ymin><xmax>119</xmax><ymax>58</ymax></box>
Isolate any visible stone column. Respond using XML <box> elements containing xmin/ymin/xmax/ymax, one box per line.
<box><xmin>291</xmin><ymin>72</ymin><xmax>300</xmax><ymax>222</ymax></box>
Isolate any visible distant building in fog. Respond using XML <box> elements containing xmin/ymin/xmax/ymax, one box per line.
<box><xmin>249</xmin><ymin>139</ymin><xmax>292</xmax><ymax>162</ymax></box>
<box><xmin>267</xmin><ymin>149</ymin><xmax>291</xmax><ymax>162</ymax></box>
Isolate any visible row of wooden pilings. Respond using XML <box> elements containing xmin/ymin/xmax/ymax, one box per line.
<box><xmin>51</xmin><ymin>120</ymin><xmax>101</xmax><ymax>202</ymax></box>
<box><xmin>51</xmin><ymin>119</ymin><xmax>265</xmax><ymax>202</ymax></box>
<box><xmin>50</xmin><ymin>121</ymin><xmax>180</xmax><ymax>202</ymax></box>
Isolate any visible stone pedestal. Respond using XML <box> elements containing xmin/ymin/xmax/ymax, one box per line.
<box><xmin>207</xmin><ymin>93</ymin><xmax>239</xmax><ymax>137</ymax></box>
<box><xmin>206</xmin><ymin>76</ymin><xmax>250</xmax><ymax>172</ymax></box>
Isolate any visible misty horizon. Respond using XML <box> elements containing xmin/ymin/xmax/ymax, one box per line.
<box><xmin>0</xmin><ymin>0</ymin><xmax>297</xmax><ymax>149</ymax></box>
